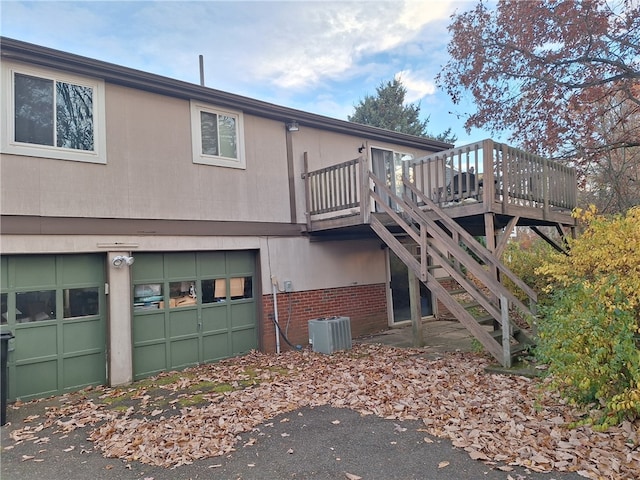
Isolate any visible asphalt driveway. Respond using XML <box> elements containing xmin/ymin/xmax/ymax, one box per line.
<box><xmin>1</xmin><ymin>328</ymin><xmax>599</xmax><ymax>480</ymax></box>
<box><xmin>2</xmin><ymin>400</ymin><xmax>584</xmax><ymax>480</ymax></box>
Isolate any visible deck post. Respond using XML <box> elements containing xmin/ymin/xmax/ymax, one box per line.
<box><xmin>484</xmin><ymin>212</ymin><xmax>500</xmax><ymax>305</ymax></box>
<box><xmin>302</xmin><ymin>152</ymin><xmax>312</xmax><ymax>232</ymax></box>
<box><xmin>482</xmin><ymin>139</ymin><xmax>495</xmax><ymax>210</ymax></box>
<box><xmin>360</xmin><ymin>155</ymin><xmax>371</xmax><ymax>224</ymax></box>
<box><xmin>501</xmin><ymin>294</ymin><xmax>511</xmax><ymax>368</ymax></box>
<box><xmin>500</xmin><ymin>143</ymin><xmax>509</xmax><ymax>213</ymax></box>
<box><xmin>542</xmin><ymin>158</ymin><xmax>550</xmax><ymax>220</ymax></box>
<box><xmin>408</xmin><ymin>249</ymin><xmax>424</xmax><ymax>348</ymax></box>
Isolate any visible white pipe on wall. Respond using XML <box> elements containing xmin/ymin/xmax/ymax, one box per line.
<box><xmin>271</xmin><ymin>277</ymin><xmax>281</xmax><ymax>354</ymax></box>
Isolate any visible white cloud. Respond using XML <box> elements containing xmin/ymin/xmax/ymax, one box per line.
<box><xmin>247</xmin><ymin>1</ymin><xmax>459</xmax><ymax>91</ymax></box>
<box><xmin>395</xmin><ymin>69</ymin><xmax>437</xmax><ymax>103</ymax></box>
<box><xmin>1</xmin><ymin>0</ymin><xmax>482</xmax><ymax>138</ymax></box>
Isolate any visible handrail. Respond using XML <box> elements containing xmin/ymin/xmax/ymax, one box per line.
<box><xmin>404</xmin><ymin>178</ymin><xmax>537</xmax><ymax>309</ymax></box>
<box><xmin>368</xmin><ymin>172</ymin><xmax>536</xmax><ymax>334</ymax></box>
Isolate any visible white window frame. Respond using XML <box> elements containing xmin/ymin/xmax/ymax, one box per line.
<box><xmin>1</xmin><ymin>61</ymin><xmax>107</xmax><ymax>164</ymax></box>
<box><xmin>190</xmin><ymin>100</ymin><xmax>246</xmax><ymax>169</ymax></box>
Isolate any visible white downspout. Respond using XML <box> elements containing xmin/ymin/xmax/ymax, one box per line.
<box><xmin>271</xmin><ymin>276</ymin><xmax>281</xmax><ymax>354</ymax></box>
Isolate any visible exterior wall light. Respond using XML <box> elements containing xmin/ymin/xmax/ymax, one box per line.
<box><xmin>112</xmin><ymin>255</ymin><xmax>135</xmax><ymax>268</ymax></box>
<box><xmin>286</xmin><ymin>121</ymin><xmax>299</xmax><ymax>132</ymax></box>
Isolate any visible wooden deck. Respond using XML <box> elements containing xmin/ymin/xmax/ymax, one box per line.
<box><xmin>301</xmin><ymin>139</ymin><xmax>578</xmax><ymax>368</ymax></box>
<box><xmin>302</xmin><ymin>139</ymin><xmax>577</xmax><ymax>237</ymax></box>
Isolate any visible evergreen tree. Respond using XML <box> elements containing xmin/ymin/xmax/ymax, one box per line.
<box><xmin>348</xmin><ymin>78</ymin><xmax>457</xmax><ymax>143</ymax></box>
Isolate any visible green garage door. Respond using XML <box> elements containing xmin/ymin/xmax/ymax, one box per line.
<box><xmin>132</xmin><ymin>251</ymin><xmax>257</xmax><ymax>380</ymax></box>
<box><xmin>0</xmin><ymin>255</ymin><xmax>106</xmax><ymax>401</ymax></box>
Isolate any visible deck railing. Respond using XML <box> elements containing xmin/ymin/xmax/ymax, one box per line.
<box><xmin>412</xmin><ymin>139</ymin><xmax>577</xmax><ymax>213</ymax></box>
<box><xmin>302</xmin><ymin>139</ymin><xmax>577</xmax><ymax>225</ymax></box>
<box><xmin>302</xmin><ymin>154</ymin><xmax>364</xmax><ymax>229</ymax></box>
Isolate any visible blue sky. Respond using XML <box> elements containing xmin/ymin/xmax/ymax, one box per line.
<box><xmin>1</xmin><ymin>0</ymin><xmax>494</xmax><ymax>146</ymax></box>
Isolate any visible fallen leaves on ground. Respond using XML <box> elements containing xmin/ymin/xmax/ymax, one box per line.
<box><xmin>6</xmin><ymin>344</ymin><xmax>640</xmax><ymax>478</ymax></box>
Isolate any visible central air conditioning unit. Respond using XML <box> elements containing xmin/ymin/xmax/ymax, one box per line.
<box><xmin>308</xmin><ymin>316</ymin><xmax>352</xmax><ymax>354</ymax></box>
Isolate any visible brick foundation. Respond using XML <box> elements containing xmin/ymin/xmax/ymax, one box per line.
<box><xmin>261</xmin><ymin>283</ymin><xmax>388</xmax><ymax>352</ymax></box>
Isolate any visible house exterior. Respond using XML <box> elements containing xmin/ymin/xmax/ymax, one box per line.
<box><xmin>0</xmin><ymin>37</ymin><xmax>453</xmax><ymax>401</ymax></box>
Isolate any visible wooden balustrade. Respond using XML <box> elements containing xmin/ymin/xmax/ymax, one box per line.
<box><xmin>302</xmin><ymin>156</ymin><xmax>361</xmax><ymax>216</ymax></box>
<box><xmin>303</xmin><ymin>140</ymin><xmax>577</xmax><ymax>227</ymax></box>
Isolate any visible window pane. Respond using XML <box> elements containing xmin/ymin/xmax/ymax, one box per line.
<box><xmin>16</xmin><ymin>290</ymin><xmax>56</xmax><ymax>323</ymax></box>
<box><xmin>63</xmin><ymin>287</ymin><xmax>99</xmax><ymax>318</ymax></box>
<box><xmin>133</xmin><ymin>283</ymin><xmax>163</xmax><ymax>311</ymax></box>
<box><xmin>200</xmin><ymin>111</ymin><xmax>218</xmax><ymax>155</ymax></box>
<box><xmin>14</xmin><ymin>73</ymin><xmax>54</xmax><ymax>146</ymax></box>
<box><xmin>56</xmin><ymin>81</ymin><xmax>94</xmax><ymax>151</ymax></box>
<box><xmin>170</xmin><ymin>281</ymin><xmax>197</xmax><ymax>308</ymax></box>
<box><xmin>202</xmin><ymin>278</ymin><xmax>229</xmax><ymax>303</ymax></box>
<box><xmin>230</xmin><ymin>276</ymin><xmax>252</xmax><ymax>300</ymax></box>
<box><xmin>218</xmin><ymin>115</ymin><xmax>237</xmax><ymax>158</ymax></box>
<box><xmin>1</xmin><ymin>293</ymin><xmax>7</xmax><ymax>325</ymax></box>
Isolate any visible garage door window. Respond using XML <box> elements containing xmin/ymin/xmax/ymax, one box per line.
<box><xmin>230</xmin><ymin>276</ymin><xmax>252</xmax><ymax>300</ymax></box>
<box><xmin>16</xmin><ymin>290</ymin><xmax>56</xmax><ymax>322</ymax></box>
<box><xmin>63</xmin><ymin>287</ymin><xmax>99</xmax><ymax>318</ymax></box>
<box><xmin>169</xmin><ymin>281</ymin><xmax>197</xmax><ymax>308</ymax></box>
<box><xmin>200</xmin><ymin>277</ymin><xmax>252</xmax><ymax>303</ymax></box>
<box><xmin>133</xmin><ymin>283</ymin><xmax>163</xmax><ymax>311</ymax></box>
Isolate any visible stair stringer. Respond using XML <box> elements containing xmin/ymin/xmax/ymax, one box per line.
<box><xmin>367</xmin><ymin>173</ymin><xmax>536</xmax><ymax>367</ymax></box>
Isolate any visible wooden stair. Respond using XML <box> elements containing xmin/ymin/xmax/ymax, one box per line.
<box><xmin>368</xmin><ymin>173</ymin><xmax>537</xmax><ymax>367</ymax></box>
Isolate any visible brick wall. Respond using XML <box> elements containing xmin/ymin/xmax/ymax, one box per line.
<box><xmin>260</xmin><ymin>283</ymin><xmax>388</xmax><ymax>352</ymax></box>
<box><xmin>435</xmin><ymin>277</ymin><xmax>457</xmax><ymax>319</ymax></box>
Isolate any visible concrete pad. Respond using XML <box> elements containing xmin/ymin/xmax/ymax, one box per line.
<box><xmin>356</xmin><ymin>319</ymin><xmax>478</xmax><ymax>354</ymax></box>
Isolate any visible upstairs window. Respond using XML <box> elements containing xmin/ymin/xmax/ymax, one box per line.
<box><xmin>190</xmin><ymin>100</ymin><xmax>245</xmax><ymax>169</ymax></box>
<box><xmin>1</xmin><ymin>63</ymin><xmax>106</xmax><ymax>164</ymax></box>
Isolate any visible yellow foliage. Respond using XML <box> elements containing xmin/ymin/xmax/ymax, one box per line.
<box><xmin>537</xmin><ymin>206</ymin><xmax>640</xmax><ymax>316</ymax></box>
<box><xmin>536</xmin><ymin>206</ymin><xmax>640</xmax><ymax>426</ymax></box>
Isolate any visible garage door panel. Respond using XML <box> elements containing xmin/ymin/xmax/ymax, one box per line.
<box><xmin>1</xmin><ymin>256</ymin><xmax>7</xmax><ymax>287</ymax></box>
<box><xmin>133</xmin><ymin>313</ymin><xmax>166</xmax><ymax>343</ymax></box>
<box><xmin>201</xmin><ymin>305</ymin><xmax>228</xmax><ymax>332</ymax></box>
<box><xmin>63</xmin><ymin>353</ymin><xmax>105</xmax><ymax>390</ymax></box>
<box><xmin>166</xmin><ymin>253</ymin><xmax>197</xmax><ymax>278</ymax></box>
<box><xmin>198</xmin><ymin>252</ymin><xmax>226</xmax><ymax>277</ymax></box>
<box><xmin>14</xmin><ymin>256</ymin><xmax>57</xmax><ymax>289</ymax></box>
<box><xmin>134</xmin><ymin>343</ymin><xmax>166</xmax><ymax>379</ymax></box>
<box><xmin>61</xmin><ymin>256</ymin><xmax>104</xmax><ymax>285</ymax></box>
<box><xmin>63</xmin><ymin>318</ymin><xmax>104</xmax><ymax>353</ymax></box>
<box><xmin>230</xmin><ymin>302</ymin><xmax>256</xmax><ymax>329</ymax></box>
<box><xmin>16</xmin><ymin>361</ymin><xmax>58</xmax><ymax>400</ymax></box>
<box><xmin>226</xmin><ymin>251</ymin><xmax>254</xmax><ymax>273</ymax></box>
<box><xmin>202</xmin><ymin>333</ymin><xmax>230</xmax><ymax>362</ymax></box>
<box><xmin>170</xmin><ymin>338</ymin><xmax>199</xmax><ymax>368</ymax></box>
<box><xmin>132</xmin><ymin>253</ymin><xmax>165</xmax><ymax>282</ymax></box>
<box><xmin>232</xmin><ymin>328</ymin><xmax>257</xmax><ymax>355</ymax></box>
<box><xmin>169</xmin><ymin>309</ymin><xmax>199</xmax><ymax>337</ymax></box>
<box><xmin>13</xmin><ymin>324</ymin><xmax>57</xmax><ymax>360</ymax></box>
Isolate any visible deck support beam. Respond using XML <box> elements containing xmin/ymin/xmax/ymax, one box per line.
<box><xmin>408</xmin><ymin>260</ymin><xmax>424</xmax><ymax>348</ymax></box>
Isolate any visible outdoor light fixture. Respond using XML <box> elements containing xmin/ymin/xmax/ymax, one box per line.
<box><xmin>286</xmin><ymin>120</ymin><xmax>299</xmax><ymax>132</ymax></box>
<box><xmin>112</xmin><ymin>255</ymin><xmax>135</xmax><ymax>268</ymax></box>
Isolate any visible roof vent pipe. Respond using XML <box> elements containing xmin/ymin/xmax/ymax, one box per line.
<box><xmin>199</xmin><ymin>55</ymin><xmax>205</xmax><ymax>86</ymax></box>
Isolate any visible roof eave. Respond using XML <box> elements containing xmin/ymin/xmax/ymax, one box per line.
<box><xmin>0</xmin><ymin>37</ymin><xmax>453</xmax><ymax>151</ymax></box>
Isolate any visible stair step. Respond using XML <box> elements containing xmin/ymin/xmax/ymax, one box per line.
<box><xmin>490</xmin><ymin>327</ymin><xmax>522</xmax><ymax>340</ymax></box>
<box><xmin>447</xmin><ymin>288</ymin><xmax>467</xmax><ymax>296</ymax></box>
<box><xmin>462</xmin><ymin>301</ymin><xmax>482</xmax><ymax>310</ymax></box>
<box><xmin>475</xmin><ymin>314</ymin><xmax>495</xmax><ymax>325</ymax></box>
<box><xmin>510</xmin><ymin>343</ymin><xmax>531</xmax><ymax>355</ymax></box>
